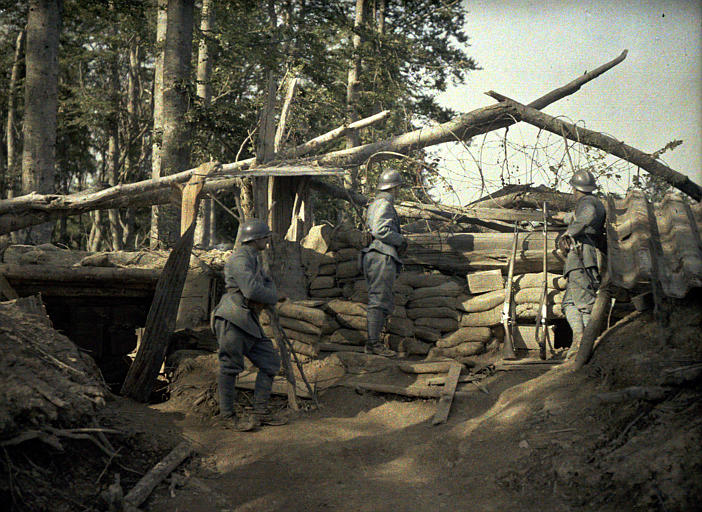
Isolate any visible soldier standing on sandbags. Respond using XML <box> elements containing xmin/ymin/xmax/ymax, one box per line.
<box><xmin>360</xmin><ymin>169</ymin><xmax>408</xmax><ymax>357</ymax></box>
<box><xmin>211</xmin><ymin>219</ymin><xmax>287</xmax><ymax>430</ymax></box>
<box><xmin>553</xmin><ymin>170</ymin><xmax>606</xmax><ymax>359</ymax></box>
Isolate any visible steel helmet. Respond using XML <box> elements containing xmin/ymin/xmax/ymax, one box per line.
<box><xmin>377</xmin><ymin>169</ymin><xmax>403</xmax><ymax>191</ymax></box>
<box><xmin>238</xmin><ymin>219</ymin><xmax>272</xmax><ymax>243</ymax></box>
<box><xmin>569</xmin><ymin>170</ymin><xmax>598</xmax><ymax>193</ymax></box>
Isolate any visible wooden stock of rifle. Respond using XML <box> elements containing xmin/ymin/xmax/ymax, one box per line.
<box><xmin>501</xmin><ymin>223</ymin><xmax>519</xmax><ymax>360</ymax></box>
<box><xmin>536</xmin><ymin>202</ymin><xmax>552</xmax><ymax>360</ymax></box>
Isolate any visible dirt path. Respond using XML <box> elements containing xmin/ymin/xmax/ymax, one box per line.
<box><xmin>128</xmin><ymin>366</ymin><xmax>576</xmax><ymax>512</ymax></box>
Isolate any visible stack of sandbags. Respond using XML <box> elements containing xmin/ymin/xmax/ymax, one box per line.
<box><xmin>427</xmin><ymin>326</ymin><xmax>495</xmax><ymax>359</ymax></box>
<box><xmin>324</xmin><ymin>298</ymin><xmax>415</xmax><ymax>343</ymax></box>
<box><xmin>259</xmin><ymin>301</ymin><xmax>339</xmax><ymax>359</ymax></box>
<box><xmin>456</xmin><ymin>272</ymin><xmax>567</xmax><ymax>328</ymax></box>
<box><xmin>401</xmin><ymin>272</ymin><xmax>463</xmax><ymax>344</ymax></box>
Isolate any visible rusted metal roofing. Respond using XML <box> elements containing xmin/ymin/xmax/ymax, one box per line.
<box><xmin>606</xmin><ymin>190</ymin><xmax>702</xmax><ymax>298</ymax></box>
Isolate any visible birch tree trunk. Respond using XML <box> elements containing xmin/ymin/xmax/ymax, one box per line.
<box><xmin>21</xmin><ymin>0</ymin><xmax>60</xmax><ymax>244</ymax></box>
<box><xmin>157</xmin><ymin>0</ymin><xmax>194</xmax><ymax>247</ymax></box>
<box><xmin>344</xmin><ymin>0</ymin><xmax>365</xmax><ymax>191</ymax></box>
<box><xmin>193</xmin><ymin>0</ymin><xmax>213</xmax><ymax>248</ymax></box>
<box><xmin>150</xmin><ymin>0</ymin><xmax>167</xmax><ymax>249</ymax></box>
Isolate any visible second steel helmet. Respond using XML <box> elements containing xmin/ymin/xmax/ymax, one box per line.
<box><xmin>377</xmin><ymin>169</ymin><xmax>403</xmax><ymax>191</ymax></box>
<box><xmin>238</xmin><ymin>219</ymin><xmax>272</xmax><ymax>243</ymax></box>
<box><xmin>569</xmin><ymin>170</ymin><xmax>598</xmax><ymax>193</ymax></box>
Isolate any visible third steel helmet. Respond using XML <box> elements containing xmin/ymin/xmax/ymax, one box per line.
<box><xmin>569</xmin><ymin>170</ymin><xmax>597</xmax><ymax>193</ymax></box>
<box><xmin>238</xmin><ymin>219</ymin><xmax>272</xmax><ymax>243</ymax></box>
<box><xmin>377</xmin><ymin>169</ymin><xmax>403</xmax><ymax>191</ymax></box>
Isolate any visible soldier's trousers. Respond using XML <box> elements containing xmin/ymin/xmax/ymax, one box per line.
<box><xmin>563</xmin><ymin>266</ymin><xmax>600</xmax><ymax>337</ymax></box>
<box><xmin>362</xmin><ymin>251</ymin><xmax>398</xmax><ymax>344</ymax></box>
<box><xmin>214</xmin><ymin>318</ymin><xmax>280</xmax><ymax>416</ymax></box>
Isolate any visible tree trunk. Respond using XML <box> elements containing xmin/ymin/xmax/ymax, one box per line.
<box><xmin>122</xmin><ymin>42</ymin><xmax>141</xmax><ymax>249</ymax></box>
<box><xmin>344</xmin><ymin>0</ymin><xmax>366</xmax><ymax>191</ymax></box>
<box><xmin>5</xmin><ymin>30</ymin><xmax>25</xmax><ymax>200</ymax></box>
<box><xmin>21</xmin><ymin>0</ymin><xmax>60</xmax><ymax>244</ymax></box>
<box><xmin>488</xmin><ymin>94</ymin><xmax>702</xmax><ymax>202</ymax></box>
<box><xmin>156</xmin><ymin>0</ymin><xmax>194</xmax><ymax>247</ymax></box>
<box><xmin>193</xmin><ymin>0</ymin><xmax>213</xmax><ymax>248</ymax></box>
<box><xmin>106</xmin><ymin>51</ymin><xmax>124</xmax><ymax>251</ymax></box>
<box><xmin>150</xmin><ymin>0</ymin><xmax>168</xmax><ymax>249</ymax></box>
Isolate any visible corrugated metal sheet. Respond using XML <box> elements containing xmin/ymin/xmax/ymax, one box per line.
<box><xmin>606</xmin><ymin>190</ymin><xmax>702</xmax><ymax>298</ymax></box>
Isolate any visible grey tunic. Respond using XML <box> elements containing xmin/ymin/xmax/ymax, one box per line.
<box><xmin>361</xmin><ymin>191</ymin><xmax>405</xmax><ymax>314</ymax></box>
<box><xmin>562</xmin><ymin>194</ymin><xmax>606</xmax><ymax>320</ymax></box>
<box><xmin>212</xmin><ymin>244</ymin><xmax>278</xmax><ymax>338</ymax></box>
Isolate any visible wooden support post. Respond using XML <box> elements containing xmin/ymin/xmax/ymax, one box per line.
<box><xmin>432</xmin><ymin>363</ymin><xmax>462</xmax><ymax>425</ymax></box>
<box><xmin>121</xmin><ymin>163</ymin><xmax>217</xmax><ymax>402</ymax></box>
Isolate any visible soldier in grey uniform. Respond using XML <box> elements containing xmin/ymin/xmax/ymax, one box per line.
<box><xmin>211</xmin><ymin>219</ymin><xmax>287</xmax><ymax>430</ymax></box>
<box><xmin>360</xmin><ymin>169</ymin><xmax>408</xmax><ymax>357</ymax></box>
<box><xmin>554</xmin><ymin>170</ymin><xmax>606</xmax><ymax>359</ymax></box>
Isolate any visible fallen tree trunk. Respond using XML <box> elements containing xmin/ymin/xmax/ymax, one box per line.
<box><xmin>0</xmin><ymin>52</ymin><xmax>629</xmax><ymax>234</ymax></box>
<box><xmin>487</xmin><ymin>94</ymin><xmax>702</xmax><ymax>201</ymax></box>
<box><xmin>468</xmin><ymin>185</ymin><xmax>575</xmax><ymax>212</ymax></box>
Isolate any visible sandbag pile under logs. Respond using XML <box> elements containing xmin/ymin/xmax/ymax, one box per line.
<box><xmin>259</xmin><ymin>224</ymin><xmax>567</xmax><ymax>362</ymax></box>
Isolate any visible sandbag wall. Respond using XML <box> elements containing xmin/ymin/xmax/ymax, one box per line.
<box><xmin>295</xmin><ymin>225</ymin><xmax>568</xmax><ymax>361</ymax></box>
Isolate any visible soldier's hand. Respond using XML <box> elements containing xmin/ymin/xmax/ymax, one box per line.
<box><xmin>550</xmin><ymin>211</ymin><xmax>567</xmax><ymax>224</ymax></box>
<box><xmin>398</xmin><ymin>238</ymin><xmax>409</xmax><ymax>257</ymax></box>
<box><xmin>557</xmin><ymin>234</ymin><xmax>573</xmax><ymax>255</ymax></box>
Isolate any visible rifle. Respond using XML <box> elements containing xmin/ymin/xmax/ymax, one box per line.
<box><xmin>265</xmin><ymin>305</ymin><xmax>319</xmax><ymax>409</ymax></box>
<box><xmin>501</xmin><ymin>223</ymin><xmax>519</xmax><ymax>360</ymax></box>
<box><xmin>536</xmin><ymin>202</ymin><xmax>553</xmax><ymax>360</ymax></box>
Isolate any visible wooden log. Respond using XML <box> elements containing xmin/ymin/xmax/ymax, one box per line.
<box><xmin>124</xmin><ymin>441</ymin><xmax>193</xmax><ymax>508</ymax></box>
<box><xmin>466</xmin><ymin>270</ymin><xmax>503</xmax><ymax>294</ymax></box>
<box><xmin>398</xmin><ymin>361</ymin><xmax>465</xmax><ymax>374</ymax></box>
<box><xmin>469</xmin><ymin>185</ymin><xmax>575</xmax><ymax>212</ymax></box>
<box><xmin>432</xmin><ymin>363</ymin><xmax>462</xmax><ymax>425</ymax></box>
<box><xmin>488</xmin><ymin>94</ymin><xmax>702</xmax><ymax>201</ymax></box>
<box><xmin>0</xmin><ymin>264</ymin><xmax>161</xmax><ymax>285</ymax></box>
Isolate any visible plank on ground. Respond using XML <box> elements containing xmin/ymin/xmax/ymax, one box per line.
<box><xmin>432</xmin><ymin>363</ymin><xmax>462</xmax><ymax>425</ymax></box>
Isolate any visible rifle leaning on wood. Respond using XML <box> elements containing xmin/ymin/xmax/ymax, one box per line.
<box><xmin>501</xmin><ymin>223</ymin><xmax>519</xmax><ymax>360</ymax></box>
<box><xmin>536</xmin><ymin>202</ymin><xmax>553</xmax><ymax>360</ymax></box>
<box><xmin>265</xmin><ymin>305</ymin><xmax>319</xmax><ymax>409</ymax></box>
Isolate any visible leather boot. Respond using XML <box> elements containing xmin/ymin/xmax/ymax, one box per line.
<box><xmin>365</xmin><ymin>308</ymin><xmax>397</xmax><ymax>358</ymax></box>
<box><xmin>566</xmin><ymin>332</ymin><xmax>582</xmax><ymax>360</ymax></box>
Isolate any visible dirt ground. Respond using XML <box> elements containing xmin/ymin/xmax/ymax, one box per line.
<box><xmin>4</xmin><ymin>296</ymin><xmax>700</xmax><ymax>512</ymax></box>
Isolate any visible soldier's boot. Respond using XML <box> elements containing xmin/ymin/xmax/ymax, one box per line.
<box><xmin>252</xmin><ymin>372</ymin><xmax>288</xmax><ymax>427</ymax></box>
<box><xmin>218</xmin><ymin>373</ymin><xmax>258</xmax><ymax>431</ymax></box>
<box><xmin>365</xmin><ymin>308</ymin><xmax>397</xmax><ymax>358</ymax></box>
<box><xmin>566</xmin><ymin>332</ymin><xmax>583</xmax><ymax>360</ymax></box>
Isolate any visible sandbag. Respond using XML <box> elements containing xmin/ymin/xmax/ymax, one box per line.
<box><xmin>413</xmin><ymin>317</ymin><xmax>458</xmax><ymax>333</ymax></box>
<box><xmin>406</xmin><ymin>307</ymin><xmax>458</xmax><ymax>320</ymax></box>
<box><xmin>350</xmin><ymin>291</ymin><xmax>407</xmax><ymax>306</ymax></box>
<box><xmin>515</xmin><ymin>302</ymin><xmax>564</xmax><ymax>319</ymax></box>
<box><xmin>428</xmin><ymin>341</ymin><xmax>485</xmax><ymax>359</ymax></box>
<box><xmin>326</xmin><ymin>299</ymin><xmax>367</xmax><ymax>317</ymax></box>
<box><xmin>513</xmin><ymin>272</ymin><xmax>566</xmax><ymax>290</ymax></box>
<box><xmin>288</xmin><ymin>339</ymin><xmax>320</xmax><ymax>358</ymax></box>
<box><xmin>407</xmin><ymin>295</ymin><xmax>457</xmax><ymax>309</ymax></box>
<box><xmin>435</xmin><ymin>327</ymin><xmax>492</xmax><ymax>348</ymax></box>
<box><xmin>336</xmin><ymin>260</ymin><xmax>360</xmax><ymax>279</ymax></box>
<box><xmin>398</xmin><ymin>272</ymin><xmax>451</xmax><ymax>288</ymax></box>
<box><xmin>456</xmin><ymin>289</ymin><xmax>505</xmax><ymax>313</ymax></box>
<box><xmin>310</xmin><ymin>276</ymin><xmax>335</xmax><ymax>290</ymax></box>
<box><xmin>317</xmin><ymin>263</ymin><xmax>337</xmax><ymax>276</ymax></box>
<box><xmin>277</xmin><ymin>302</ymin><xmax>335</xmax><ymax>330</ymax></box>
<box><xmin>281</xmin><ymin>328</ymin><xmax>321</xmax><ymax>346</ymax></box>
<box><xmin>459</xmin><ymin>304</ymin><xmax>502</xmax><ymax>327</ymax></box>
<box><xmin>328</xmin><ymin>328</ymin><xmax>366</xmax><ymax>345</ymax></box>
<box><xmin>514</xmin><ymin>288</ymin><xmax>564</xmax><ymax>305</ymax></box>
<box><xmin>334</xmin><ymin>248</ymin><xmax>359</xmax><ymax>263</ymax></box>
<box><xmin>387</xmin><ymin>316</ymin><xmax>414</xmax><ymax>337</ymax></box>
<box><xmin>388</xmin><ymin>336</ymin><xmax>431</xmax><ymax>355</ymax></box>
<box><xmin>310</xmin><ymin>288</ymin><xmax>343</xmax><ymax>298</ymax></box>
<box><xmin>278</xmin><ymin>316</ymin><xmax>322</xmax><ymax>336</ymax></box>
<box><xmin>414</xmin><ymin>325</ymin><xmax>441</xmax><ymax>342</ymax></box>
<box><xmin>411</xmin><ymin>281</ymin><xmax>463</xmax><ymax>300</ymax></box>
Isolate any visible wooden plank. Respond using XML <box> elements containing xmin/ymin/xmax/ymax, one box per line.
<box><xmin>432</xmin><ymin>363</ymin><xmax>462</xmax><ymax>425</ymax></box>
<box><xmin>513</xmin><ymin>324</ymin><xmax>555</xmax><ymax>350</ymax></box>
<box><xmin>398</xmin><ymin>361</ymin><xmax>464</xmax><ymax>374</ymax></box>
